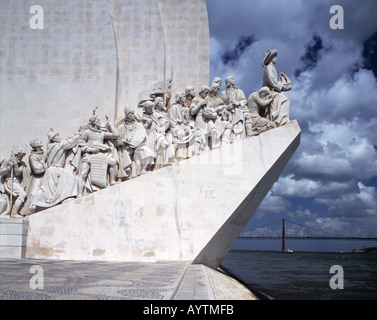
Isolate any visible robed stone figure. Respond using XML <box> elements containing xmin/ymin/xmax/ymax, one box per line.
<box><xmin>262</xmin><ymin>49</ymin><xmax>292</xmax><ymax>126</ymax></box>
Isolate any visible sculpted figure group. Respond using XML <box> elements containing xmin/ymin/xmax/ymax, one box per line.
<box><xmin>0</xmin><ymin>49</ymin><xmax>292</xmax><ymax>218</ymax></box>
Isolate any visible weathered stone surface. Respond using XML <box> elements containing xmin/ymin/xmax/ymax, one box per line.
<box><xmin>0</xmin><ymin>0</ymin><xmax>209</xmax><ymax>153</ymax></box>
<box><xmin>0</xmin><ymin>0</ymin><xmax>117</xmax><ymax>153</ymax></box>
<box><xmin>0</xmin><ymin>219</ymin><xmax>29</xmax><ymax>258</ymax></box>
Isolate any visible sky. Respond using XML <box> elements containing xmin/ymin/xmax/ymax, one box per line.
<box><xmin>206</xmin><ymin>0</ymin><xmax>377</xmax><ymax>252</ymax></box>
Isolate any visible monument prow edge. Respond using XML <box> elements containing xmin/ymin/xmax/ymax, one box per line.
<box><xmin>25</xmin><ymin>120</ymin><xmax>301</xmax><ymax>266</ymax></box>
<box><xmin>193</xmin><ymin>121</ymin><xmax>301</xmax><ymax>268</ymax></box>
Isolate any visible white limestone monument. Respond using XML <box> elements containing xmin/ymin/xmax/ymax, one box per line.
<box><xmin>0</xmin><ymin>0</ymin><xmax>300</xmax><ymax>268</ymax></box>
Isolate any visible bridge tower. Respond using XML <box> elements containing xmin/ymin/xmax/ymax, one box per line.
<box><xmin>282</xmin><ymin>218</ymin><xmax>286</xmax><ymax>252</ymax></box>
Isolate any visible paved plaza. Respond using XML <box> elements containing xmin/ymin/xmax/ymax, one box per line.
<box><xmin>0</xmin><ymin>258</ymin><xmax>257</xmax><ymax>300</ymax></box>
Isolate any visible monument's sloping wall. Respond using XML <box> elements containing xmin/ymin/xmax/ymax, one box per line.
<box><xmin>25</xmin><ymin>121</ymin><xmax>301</xmax><ymax>268</ymax></box>
<box><xmin>0</xmin><ymin>0</ymin><xmax>209</xmax><ymax>153</ymax></box>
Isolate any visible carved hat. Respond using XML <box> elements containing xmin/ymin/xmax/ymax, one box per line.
<box><xmin>89</xmin><ymin>115</ymin><xmax>98</xmax><ymax>124</ymax></box>
<box><xmin>200</xmin><ymin>85</ymin><xmax>210</xmax><ymax>93</ymax></box>
<box><xmin>47</xmin><ymin>128</ymin><xmax>59</xmax><ymax>142</ymax></box>
<box><xmin>143</xmin><ymin>101</ymin><xmax>154</xmax><ymax>110</ymax></box>
<box><xmin>29</xmin><ymin>138</ymin><xmax>43</xmax><ymax>149</ymax></box>
<box><xmin>88</xmin><ymin>106</ymin><xmax>100</xmax><ymax>124</ymax></box>
<box><xmin>15</xmin><ymin>147</ymin><xmax>26</xmax><ymax>156</ymax></box>
<box><xmin>262</xmin><ymin>49</ymin><xmax>278</xmax><ymax>67</ymax></box>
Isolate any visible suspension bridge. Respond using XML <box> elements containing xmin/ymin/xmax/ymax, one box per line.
<box><xmin>238</xmin><ymin>218</ymin><xmax>377</xmax><ymax>252</ymax></box>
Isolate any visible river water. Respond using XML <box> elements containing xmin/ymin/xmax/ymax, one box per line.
<box><xmin>220</xmin><ymin>250</ymin><xmax>377</xmax><ymax>300</ymax></box>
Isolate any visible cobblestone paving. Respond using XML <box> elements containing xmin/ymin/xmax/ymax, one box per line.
<box><xmin>0</xmin><ymin>258</ymin><xmax>188</xmax><ymax>300</ymax></box>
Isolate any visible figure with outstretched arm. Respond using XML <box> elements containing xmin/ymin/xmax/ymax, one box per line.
<box><xmin>26</xmin><ymin>129</ymin><xmax>80</xmax><ymax>215</ymax></box>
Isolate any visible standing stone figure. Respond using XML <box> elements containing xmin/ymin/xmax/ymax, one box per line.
<box><xmin>190</xmin><ymin>85</ymin><xmax>212</xmax><ymax>151</ymax></box>
<box><xmin>206</xmin><ymin>83</ymin><xmax>232</xmax><ymax>145</ymax></box>
<box><xmin>168</xmin><ymin>92</ymin><xmax>202</xmax><ymax>159</ymax></box>
<box><xmin>136</xmin><ymin>101</ymin><xmax>174</xmax><ymax>169</ymax></box>
<box><xmin>220</xmin><ymin>76</ymin><xmax>248</xmax><ymax>141</ymax></box>
<box><xmin>191</xmin><ymin>85</ymin><xmax>226</xmax><ymax>150</ymax></box>
<box><xmin>117</xmin><ymin>106</ymin><xmax>154</xmax><ymax>178</ymax></box>
<box><xmin>0</xmin><ymin>148</ymin><xmax>29</xmax><ymax>218</ymax></box>
<box><xmin>262</xmin><ymin>49</ymin><xmax>292</xmax><ymax>126</ymax></box>
<box><xmin>78</xmin><ymin>114</ymin><xmax>119</xmax><ymax>195</ymax></box>
<box><xmin>220</xmin><ymin>76</ymin><xmax>247</xmax><ymax>110</ymax></box>
<box><xmin>23</xmin><ymin>138</ymin><xmax>46</xmax><ymax>215</ymax></box>
<box><xmin>184</xmin><ymin>86</ymin><xmax>197</xmax><ymax>128</ymax></box>
<box><xmin>247</xmin><ymin>87</ymin><xmax>277</xmax><ymax>133</ymax></box>
<box><xmin>28</xmin><ymin>139</ymin><xmax>46</xmax><ymax>178</ymax></box>
<box><xmin>28</xmin><ymin>130</ymin><xmax>80</xmax><ymax>214</ymax></box>
<box><xmin>153</xmin><ymin>97</ymin><xmax>175</xmax><ymax>168</ymax></box>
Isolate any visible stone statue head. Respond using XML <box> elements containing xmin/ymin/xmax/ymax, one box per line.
<box><xmin>29</xmin><ymin>138</ymin><xmax>43</xmax><ymax>150</ymax></box>
<box><xmin>262</xmin><ymin>49</ymin><xmax>278</xmax><ymax>67</ymax></box>
<box><xmin>220</xmin><ymin>110</ymin><xmax>230</xmax><ymax>121</ymax></box>
<box><xmin>210</xmin><ymin>83</ymin><xmax>220</xmax><ymax>96</ymax></box>
<box><xmin>225</xmin><ymin>76</ymin><xmax>236</xmax><ymax>88</ymax></box>
<box><xmin>258</xmin><ymin>86</ymin><xmax>270</xmax><ymax>97</ymax></box>
<box><xmin>47</xmin><ymin>129</ymin><xmax>59</xmax><ymax>142</ymax></box>
<box><xmin>88</xmin><ymin>115</ymin><xmax>101</xmax><ymax>129</ymax></box>
<box><xmin>124</xmin><ymin>105</ymin><xmax>135</xmax><ymax>122</ymax></box>
<box><xmin>175</xmin><ymin>92</ymin><xmax>186</xmax><ymax>104</ymax></box>
<box><xmin>143</xmin><ymin>101</ymin><xmax>154</xmax><ymax>114</ymax></box>
<box><xmin>199</xmin><ymin>85</ymin><xmax>210</xmax><ymax>98</ymax></box>
<box><xmin>154</xmin><ymin>97</ymin><xmax>165</xmax><ymax>111</ymax></box>
<box><xmin>14</xmin><ymin>147</ymin><xmax>26</xmax><ymax>161</ymax></box>
<box><xmin>211</xmin><ymin>77</ymin><xmax>222</xmax><ymax>88</ymax></box>
<box><xmin>185</xmin><ymin>86</ymin><xmax>195</xmax><ymax>99</ymax></box>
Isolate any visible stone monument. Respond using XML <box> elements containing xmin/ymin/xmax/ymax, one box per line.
<box><xmin>0</xmin><ymin>1</ymin><xmax>300</xmax><ymax>269</ymax></box>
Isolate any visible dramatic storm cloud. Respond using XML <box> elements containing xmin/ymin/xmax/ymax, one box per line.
<box><xmin>206</xmin><ymin>0</ymin><xmax>377</xmax><ymax>246</ymax></box>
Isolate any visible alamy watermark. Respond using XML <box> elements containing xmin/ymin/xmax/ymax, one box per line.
<box><xmin>29</xmin><ymin>5</ymin><xmax>44</xmax><ymax>30</ymax></box>
<box><xmin>329</xmin><ymin>5</ymin><xmax>344</xmax><ymax>30</ymax></box>
<box><xmin>28</xmin><ymin>5</ymin><xmax>344</xmax><ymax>31</ymax></box>
<box><xmin>29</xmin><ymin>265</ymin><xmax>44</xmax><ymax>290</ymax></box>
<box><xmin>329</xmin><ymin>265</ymin><xmax>344</xmax><ymax>290</ymax></box>
<box><xmin>184</xmin><ymin>141</ymin><xmax>243</xmax><ymax>176</ymax></box>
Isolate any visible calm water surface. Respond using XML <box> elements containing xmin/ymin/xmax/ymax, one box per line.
<box><xmin>221</xmin><ymin>250</ymin><xmax>377</xmax><ymax>300</ymax></box>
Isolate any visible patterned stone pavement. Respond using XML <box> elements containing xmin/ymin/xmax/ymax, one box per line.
<box><xmin>0</xmin><ymin>258</ymin><xmax>188</xmax><ymax>300</ymax></box>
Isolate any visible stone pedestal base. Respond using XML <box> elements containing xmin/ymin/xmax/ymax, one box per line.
<box><xmin>0</xmin><ymin>219</ymin><xmax>28</xmax><ymax>258</ymax></box>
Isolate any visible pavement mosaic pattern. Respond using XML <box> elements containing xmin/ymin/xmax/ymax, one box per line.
<box><xmin>0</xmin><ymin>258</ymin><xmax>188</xmax><ymax>300</ymax></box>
